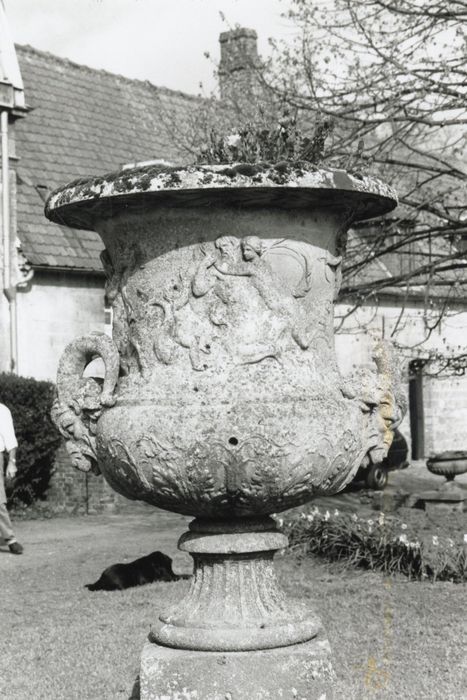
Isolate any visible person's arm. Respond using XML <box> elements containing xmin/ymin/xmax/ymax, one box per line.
<box><xmin>192</xmin><ymin>253</ymin><xmax>217</xmax><ymax>297</ymax></box>
<box><xmin>5</xmin><ymin>446</ymin><xmax>17</xmax><ymax>479</ymax></box>
<box><xmin>1</xmin><ymin>406</ymin><xmax>18</xmax><ymax>479</ymax></box>
<box><xmin>213</xmin><ymin>260</ymin><xmax>253</xmax><ymax>277</ymax></box>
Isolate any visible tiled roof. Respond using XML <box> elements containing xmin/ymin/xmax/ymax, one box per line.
<box><xmin>349</xmin><ymin>218</ymin><xmax>467</xmax><ymax>301</ymax></box>
<box><xmin>13</xmin><ymin>44</ymin><xmax>465</xmax><ymax>301</ymax></box>
<box><xmin>15</xmin><ymin>44</ymin><xmax>200</xmax><ymax>271</ymax></box>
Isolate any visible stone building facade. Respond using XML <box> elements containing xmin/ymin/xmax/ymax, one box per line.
<box><xmin>0</xmin><ymin>43</ymin><xmax>199</xmax><ymax>511</ymax></box>
<box><xmin>335</xmin><ymin>298</ymin><xmax>467</xmax><ymax>456</ymax></box>
<box><xmin>1</xmin><ymin>29</ymin><xmax>466</xmax><ymax>511</ymax></box>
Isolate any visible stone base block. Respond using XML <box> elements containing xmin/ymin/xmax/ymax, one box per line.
<box><xmin>140</xmin><ymin>632</ymin><xmax>335</xmax><ymax>700</ymax></box>
<box><xmin>407</xmin><ymin>483</ymin><xmax>467</xmax><ymax>512</ymax></box>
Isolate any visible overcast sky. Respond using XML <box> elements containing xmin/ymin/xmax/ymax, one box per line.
<box><xmin>5</xmin><ymin>0</ymin><xmax>296</xmax><ymax>95</ymax></box>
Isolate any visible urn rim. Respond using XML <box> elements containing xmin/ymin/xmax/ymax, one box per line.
<box><xmin>44</xmin><ymin>161</ymin><xmax>398</xmax><ymax>230</ymax></box>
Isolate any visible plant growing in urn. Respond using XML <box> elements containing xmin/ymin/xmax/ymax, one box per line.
<box><xmin>45</xmin><ymin>123</ymin><xmax>405</xmax><ymax>698</ymax></box>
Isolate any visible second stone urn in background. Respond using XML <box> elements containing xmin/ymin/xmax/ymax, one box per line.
<box><xmin>46</xmin><ymin>161</ymin><xmax>405</xmax><ymax>695</ymax></box>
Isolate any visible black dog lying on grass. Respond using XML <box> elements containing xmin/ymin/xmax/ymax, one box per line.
<box><xmin>86</xmin><ymin>551</ymin><xmax>185</xmax><ymax>591</ymax></box>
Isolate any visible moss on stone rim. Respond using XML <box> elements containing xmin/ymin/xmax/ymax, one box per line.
<box><xmin>45</xmin><ymin>161</ymin><xmax>398</xmax><ymax>229</ymax></box>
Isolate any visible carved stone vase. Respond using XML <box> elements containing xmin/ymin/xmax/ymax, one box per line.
<box><xmin>427</xmin><ymin>451</ymin><xmax>467</xmax><ymax>482</ymax></box>
<box><xmin>46</xmin><ymin>163</ymin><xmax>403</xmax><ymax>689</ymax></box>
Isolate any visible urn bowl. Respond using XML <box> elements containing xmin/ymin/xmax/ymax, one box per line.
<box><xmin>427</xmin><ymin>450</ymin><xmax>467</xmax><ymax>481</ymax></box>
<box><xmin>46</xmin><ymin>162</ymin><xmax>398</xmax><ymax>518</ymax></box>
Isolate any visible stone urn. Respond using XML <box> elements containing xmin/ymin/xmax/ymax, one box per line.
<box><xmin>418</xmin><ymin>451</ymin><xmax>467</xmax><ymax>517</ymax></box>
<box><xmin>46</xmin><ymin>162</ymin><xmax>404</xmax><ymax>696</ymax></box>
<box><xmin>427</xmin><ymin>451</ymin><xmax>467</xmax><ymax>482</ymax></box>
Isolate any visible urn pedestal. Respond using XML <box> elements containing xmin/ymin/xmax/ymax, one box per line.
<box><xmin>408</xmin><ymin>451</ymin><xmax>467</xmax><ymax>516</ymax></box>
<box><xmin>46</xmin><ymin>163</ymin><xmax>402</xmax><ymax>699</ymax></box>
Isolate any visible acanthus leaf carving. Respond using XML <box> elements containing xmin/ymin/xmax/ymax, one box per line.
<box><xmin>96</xmin><ymin>425</ymin><xmax>368</xmax><ymax>515</ymax></box>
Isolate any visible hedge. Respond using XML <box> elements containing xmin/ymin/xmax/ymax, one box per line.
<box><xmin>0</xmin><ymin>373</ymin><xmax>61</xmax><ymax>506</ymax></box>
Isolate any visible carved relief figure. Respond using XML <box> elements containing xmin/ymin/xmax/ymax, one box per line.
<box><xmin>100</xmin><ymin>246</ymin><xmax>148</xmax><ymax>376</ymax></box>
<box><xmin>369</xmin><ymin>340</ymin><xmax>407</xmax><ymax>462</ymax></box>
<box><xmin>341</xmin><ymin>340</ymin><xmax>407</xmax><ymax>468</ymax></box>
<box><xmin>323</xmin><ymin>252</ymin><xmax>343</xmax><ymax>300</ymax></box>
<box><xmin>144</xmin><ymin>234</ymin><xmax>332</xmax><ymax>368</ymax></box>
<box><xmin>192</xmin><ymin>237</ymin><xmax>242</xmax><ymax>334</ymax></box>
<box><xmin>211</xmin><ymin>236</ymin><xmax>314</xmax><ymax>358</ymax></box>
<box><xmin>52</xmin><ymin>333</ymin><xmax>120</xmax><ymax>473</ymax></box>
<box><xmin>102</xmin><ymin>234</ymin><xmax>339</xmax><ymax>374</ymax></box>
<box><xmin>148</xmin><ymin>259</ymin><xmax>214</xmax><ymax>371</ymax></box>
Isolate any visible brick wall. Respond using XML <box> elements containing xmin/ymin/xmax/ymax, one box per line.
<box><xmin>46</xmin><ymin>442</ymin><xmax>135</xmax><ymax>513</ymax></box>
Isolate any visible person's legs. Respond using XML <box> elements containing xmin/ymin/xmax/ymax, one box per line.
<box><xmin>0</xmin><ymin>452</ymin><xmax>22</xmax><ymax>552</ymax></box>
<box><xmin>0</xmin><ymin>501</ymin><xmax>16</xmax><ymax>543</ymax></box>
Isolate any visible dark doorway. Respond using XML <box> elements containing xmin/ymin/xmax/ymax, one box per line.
<box><xmin>409</xmin><ymin>360</ymin><xmax>425</xmax><ymax>460</ymax></box>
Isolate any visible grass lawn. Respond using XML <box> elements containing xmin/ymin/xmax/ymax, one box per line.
<box><xmin>1</xmin><ymin>505</ymin><xmax>466</xmax><ymax>699</ymax></box>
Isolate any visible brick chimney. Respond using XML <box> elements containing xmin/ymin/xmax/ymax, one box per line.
<box><xmin>218</xmin><ymin>28</ymin><xmax>262</xmax><ymax>101</ymax></box>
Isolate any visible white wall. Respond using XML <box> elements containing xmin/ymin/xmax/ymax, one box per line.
<box><xmin>334</xmin><ymin>299</ymin><xmax>467</xmax><ymax>455</ymax></box>
<box><xmin>335</xmin><ymin>300</ymin><xmax>467</xmax><ymax>372</ymax></box>
<box><xmin>15</xmin><ymin>270</ymin><xmax>105</xmax><ymax>380</ymax></box>
<box><xmin>0</xmin><ymin>293</ymin><xmax>10</xmax><ymax>373</ymax></box>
